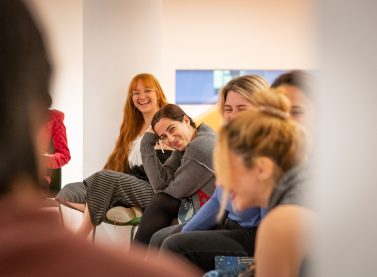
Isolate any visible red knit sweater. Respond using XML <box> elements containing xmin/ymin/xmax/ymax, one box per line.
<box><xmin>40</xmin><ymin>109</ymin><xmax>71</xmax><ymax>169</ymax></box>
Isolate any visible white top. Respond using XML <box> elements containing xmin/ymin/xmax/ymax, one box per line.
<box><xmin>128</xmin><ymin>136</ymin><xmax>143</xmax><ymax>167</ymax></box>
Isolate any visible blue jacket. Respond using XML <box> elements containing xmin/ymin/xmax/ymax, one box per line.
<box><xmin>182</xmin><ymin>186</ymin><xmax>267</xmax><ymax>232</ymax></box>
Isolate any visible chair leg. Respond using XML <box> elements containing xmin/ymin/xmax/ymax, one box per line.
<box><xmin>131</xmin><ymin>225</ymin><xmax>138</xmax><ymax>241</ymax></box>
<box><xmin>57</xmin><ymin>201</ymin><xmax>65</xmax><ymax>227</ymax></box>
<box><xmin>91</xmin><ymin>226</ymin><xmax>96</xmax><ymax>243</ymax></box>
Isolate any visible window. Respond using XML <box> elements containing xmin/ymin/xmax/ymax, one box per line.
<box><xmin>176</xmin><ymin>69</ymin><xmax>287</xmax><ymax>104</ymax></box>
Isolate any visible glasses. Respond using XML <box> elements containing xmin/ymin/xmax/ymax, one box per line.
<box><xmin>131</xmin><ymin>88</ymin><xmax>155</xmax><ymax>98</ymax></box>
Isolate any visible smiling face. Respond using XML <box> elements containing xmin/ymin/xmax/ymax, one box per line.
<box><xmin>225</xmin><ymin>151</ymin><xmax>275</xmax><ymax>211</ymax></box>
<box><xmin>154</xmin><ymin>116</ymin><xmax>195</xmax><ymax>151</ymax></box>
<box><xmin>223</xmin><ymin>90</ymin><xmax>255</xmax><ymax>123</ymax></box>
<box><xmin>131</xmin><ymin>79</ymin><xmax>160</xmax><ymax>116</ymax></box>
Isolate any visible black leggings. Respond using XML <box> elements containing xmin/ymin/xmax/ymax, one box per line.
<box><xmin>134</xmin><ymin>192</ymin><xmax>181</xmax><ymax>245</ymax></box>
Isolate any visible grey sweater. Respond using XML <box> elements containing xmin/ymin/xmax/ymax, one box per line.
<box><xmin>267</xmin><ymin>166</ymin><xmax>308</xmax><ymax>211</ymax></box>
<box><xmin>140</xmin><ymin>123</ymin><xmax>216</xmax><ymax>211</ymax></box>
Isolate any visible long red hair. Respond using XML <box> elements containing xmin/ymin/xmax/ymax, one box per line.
<box><xmin>104</xmin><ymin>73</ymin><xmax>168</xmax><ymax>172</ymax></box>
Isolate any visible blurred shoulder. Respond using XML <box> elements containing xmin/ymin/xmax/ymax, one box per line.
<box><xmin>50</xmin><ymin>109</ymin><xmax>64</xmax><ymax>120</ymax></box>
<box><xmin>255</xmin><ymin>205</ymin><xmax>315</xmax><ymax>277</ymax></box>
<box><xmin>259</xmin><ymin>205</ymin><xmax>315</xmax><ymax>241</ymax></box>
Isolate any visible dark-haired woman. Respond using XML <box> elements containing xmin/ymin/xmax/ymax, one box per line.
<box><xmin>134</xmin><ymin>104</ymin><xmax>216</xmax><ymax>245</ymax></box>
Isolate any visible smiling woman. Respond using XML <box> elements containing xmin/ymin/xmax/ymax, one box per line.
<box><xmin>133</xmin><ymin>104</ymin><xmax>216</xmax><ymax>246</ymax></box>
<box><xmin>0</xmin><ymin>1</ymin><xmax>201</xmax><ymax>275</ymax></box>
<box><xmin>152</xmin><ymin>104</ymin><xmax>197</xmax><ymax>151</ymax></box>
<box><xmin>215</xmin><ymin>90</ymin><xmax>312</xmax><ymax>277</ymax></box>
<box><xmin>146</xmin><ymin>75</ymin><xmax>270</xmax><ymax>272</ymax></box>
<box><xmin>56</xmin><ymin>73</ymin><xmax>171</xmax><ymax>238</ymax></box>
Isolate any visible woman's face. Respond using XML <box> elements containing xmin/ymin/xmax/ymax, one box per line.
<box><xmin>131</xmin><ymin>79</ymin><xmax>160</xmax><ymax>116</ymax></box>
<box><xmin>154</xmin><ymin>116</ymin><xmax>194</xmax><ymax>151</ymax></box>
<box><xmin>223</xmin><ymin>90</ymin><xmax>255</xmax><ymax>123</ymax></box>
<box><xmin>224</xmin><ymin>152</ymin><xmax>274</xmax><ymax>211</ymax></box>
<box><xmin>224</xmin><ymin>151</ymin><xmax>261</xmax><ymax>211</ymax></box>
<box><xmin>279</xmin><ymin>85</ymin><xmax>311</xmax><ymax>125</ymax></box>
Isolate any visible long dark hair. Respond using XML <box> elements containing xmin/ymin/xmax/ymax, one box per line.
<box><xmin>0</xmin><ymin>0</ymin><xmax>51</xmax><ymax>194</ymax></box>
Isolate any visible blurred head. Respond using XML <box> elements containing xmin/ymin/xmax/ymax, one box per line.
<box><xmin>0</xmin><ymin>0</ymin><xmax>51</xmax><ymax>195</ymax></box>
<box><xmin>271</xmin><ymin>70</ymin><xmax>312</xmax><ymax>124</ymax></box>
<box><xmin>104</xmin><ymin>73</ymin><xmax>168</xmax><ymax>172</ymax></box>
<box><xmin>152</xmin><ymin>104</ymin><xmax>196</xmax><ymax>151</ymax></box>
<box><xmin>218</xmin><ymin>75</ymin><xmax>269</xmax><ymax>123</ymax></box>
<box><xmin>215</xmin><ymin>90</ymin><xmax>305</xmax><ymax>211</ymax></box>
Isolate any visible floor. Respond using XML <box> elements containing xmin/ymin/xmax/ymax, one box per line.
<box><xmin>44</xmin><ymin>203</ymin><xmax>136</xmax><ymax>250</ymax></box>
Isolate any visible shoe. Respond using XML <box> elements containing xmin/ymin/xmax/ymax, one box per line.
<box><xmin>106</xmin><ymin>206</ymin><xmax>135</xmax><ymax>224</ymax></box>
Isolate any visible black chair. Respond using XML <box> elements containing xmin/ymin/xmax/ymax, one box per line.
<box><xmin>48</xmin><ymin>167</ymin><xmax>61</xmax><ymax>197</ymax></box>
<box><xmin>46</xmin><ymin>139</ymin><xmax>62</xmax><ymax>197</ymax></box>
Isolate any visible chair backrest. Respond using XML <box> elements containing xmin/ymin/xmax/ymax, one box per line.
<box><xmin>194</xmin><ymin>105</ymin><xmax>222</xmax><ymax>131</ymax></box>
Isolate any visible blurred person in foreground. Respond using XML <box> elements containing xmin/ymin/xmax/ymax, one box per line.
<box><xmin>215</xmin><ymin>90</ymin><xmax>315</xmax><ymax>277</ymax></box>
<box><xmin>0</xmin><ymin>1</ymin><xmax>201</xmax><ymax>276</ymax></box>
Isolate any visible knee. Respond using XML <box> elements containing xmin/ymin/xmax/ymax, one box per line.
<box><xmin>150</xmin><ymin>229</ymin><xmax>168</xmax><ymax>248</ymax></box>
<box><xmin>160</xmin><ymin>233</ymin><xmax>184</xmax><ymax>252</ymax></box>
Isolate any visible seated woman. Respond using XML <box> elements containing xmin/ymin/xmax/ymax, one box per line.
<box><xmin>133</xmin><ymin>104</ymin><xmax>217</xmax><ymax>245</ymax></box>
<box><xmin>55</xmin><ymin>73</ymin><xmax>170</xmax><ymax>237</ymax></box>
<box><xmin>215</xmin><ymin>90</ymin><xmax>314</xmax><ymax>277</ymax></box>
<box><xmin>39</xmin><ymin>94</ymin><xmax>71</xmax><ymax>196</ymax></box>
<box><xmin>149</xmin><ymin>75</ymin><xmax>269</xmax><ymax>271</ymax></box>
<box><xmin>0</xmin><ymin>1</ymin><xmax>200</xmax><ymax>275</ymax></box>
<box><xmin>271</xmin><ymin>70</ymin><xmax>313</xmax><ymax>125</ymax></box>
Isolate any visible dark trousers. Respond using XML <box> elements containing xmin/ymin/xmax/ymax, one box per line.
<box><xmin>134</xmin><ymin>192</ymin><xmax>181</xmax><ymax>245</ymax></box>
<box><xmin>152</xmin><ymin>219</ymin><xmax>258</xmax><ymax>272</ymax></box>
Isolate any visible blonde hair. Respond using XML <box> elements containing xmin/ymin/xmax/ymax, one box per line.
<box><xmin>104</xmin><ymin>73</ymin><xmax>168</xmax><ymax>172</ymax></box>
<box><xmin>217</xmin><ymin>75</ymin><xmax>269</xmax><ymax>114</ymax></box>
<box><xmin>215</xmin><ymin>89</ymin><xmax>306</xmax><ymax>219</ymax></box>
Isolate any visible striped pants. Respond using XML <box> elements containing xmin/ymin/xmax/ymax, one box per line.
<box><xmin>56</xmin><ymin>170</ymin><xmax>154</xmax><ymax>226</ymax></box>
<box><xmin>56</xmin><ymin>182</ymin><xmax>87</xmax><ymax>204</ymax></box>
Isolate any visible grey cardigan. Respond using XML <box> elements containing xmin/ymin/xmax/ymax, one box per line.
<box><xmin>140</xmin><ymin>123</ymin><xmax>216</xmax><ymax>211</ymax></box>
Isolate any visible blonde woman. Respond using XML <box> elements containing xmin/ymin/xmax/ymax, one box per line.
<box><xmin>215</xmin><ymin>90</ymin><xmax>313</xmax><ymax>277</ymax></box>
<box><xmin>149</xmin><ymin>75</ymin><xmax>269</xmax><ymax>271</ymax></box>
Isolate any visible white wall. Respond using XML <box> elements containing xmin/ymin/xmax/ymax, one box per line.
<box><xmin>28</xmin><ymin>0</ymin><xmax>83</xmax><ymax>185</ymax></box>
<box><xmin>29</xmin><ymin>0</ymin><xmax>316</xmax><ymax>181</ymax></box>
<box><xmin>315</xmin><ymin>0</ymin><xmax>377</xmax><ymax>276</ymax></box>
<box><xmin>82</xmin><ymin>0</ymin><xmax>164</xmax><ymax>176</ymax></box>
<box><xmin>160</xmin><ymin>0</ymin><xmax>317</xmax><ymax>103</ymax></box>
<box><xmin>83</xmin><ymin>0</ymin><xmax>315</xmax><ymax>175</ymax></box>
